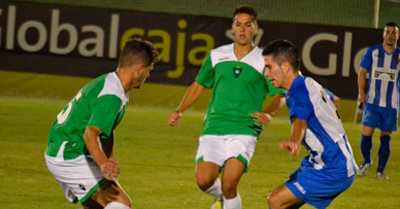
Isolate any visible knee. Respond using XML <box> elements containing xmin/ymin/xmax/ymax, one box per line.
<box><xmin>94</xmin><ymin>181</ymin><xmax>132</xmax><ymax>208</ymax></box>
<box><xmin>119</xmin><ymin>195</ymin><xmax>132</xmax><ymax>208</ymax></box>
<box><xmin>196</xmin><ymin>175</ymin><xmax>215</xmax><ymax>191</ymax></box>
<box><xmin>268</xmin><ymin>191</ymin><xmax>281</xmax><ymax>209</ymax></box>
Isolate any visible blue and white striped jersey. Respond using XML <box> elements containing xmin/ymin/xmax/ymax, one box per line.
<box><xmin>360</xmin><ymin>44</ymin><xmax>400</xmax><ymax>109</ymax></box>
<box><xmin>286</xmin><ymin>75</ymin><xmax>358</xmax><ymax>180</ymax></box>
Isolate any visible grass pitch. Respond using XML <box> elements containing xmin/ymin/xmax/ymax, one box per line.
<box><xmin>0</xmin><ymin>96</ymin><xmax>399</xmax><ymax>209</ymax></box>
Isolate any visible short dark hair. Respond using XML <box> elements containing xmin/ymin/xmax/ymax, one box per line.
<box><xmin>118</xmin><ymin>38</ymin><xmax>159</xmax><ymax>68</ymax></box>
<box><xmin>262</xmin><ymin>39</ymin><xmax>300</xmax><ymax>71</ymax></box>
<box><xmin>233</xmin><ymin>5</ymin><xmax>257</xmax><ymax>22</ymax></box>
<box><xmin>385</xmin><ymin>22</ymin><xmax>398</xmax><ymax>28</ymax></box>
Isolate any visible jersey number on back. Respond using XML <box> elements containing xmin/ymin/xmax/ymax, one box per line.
<box><xmin>57</xmin><ymin>90</ymin><xmax>82</xmax><ymax>124</ymax></box>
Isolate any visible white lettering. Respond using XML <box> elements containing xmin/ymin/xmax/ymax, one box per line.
<box><xmin>6</xmin><ymin>5</ymin><xmax>16</xmax><ymax>50</ymax></box>
<box><xmin>109</xmin><ymin>14</ymin><xmax>119</xmax><ymax>58</ymax></box>
<box><xmin>342</xmin><ymin>32</ymin><xmax>352</xmax><ymax>77</ymax></box>
<box><xmin>50</xmin><ymin>9</ymin><xmax>78</xmax><ymax>54</ymax></box>
<box><xmin>302</xmin><ymin>33</ymin><xmax>338</xmax><ymax>76</ymax></box>
<box><xmin>354</xmin><ymin>47</ymin><xmax>368</xmax><ymax>75</ymax></box>
<box><xmin>17</xmin><ymin>21</ymin><xmax>47</xmax><ymax>52</ymax></box>
<box><xmin>78</xmin><ymin>25</ymin><xmax>104</xmax><ymax>57</ymax></box>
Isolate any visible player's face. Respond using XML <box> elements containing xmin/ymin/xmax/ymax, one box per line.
<box><xmin>232</xmin><ymin>13</ymin><xmax>258</xmax><ymax>46</ymax></box>
<box><xmin>383</xmin><ymin>26</ymin><xmax>399</xmax><ymax>47</ymax></box>
<box><xmin>133</xmin><ymin>63</ymin><xmax>153</xmax><ymax>89</ymax></box>
<box><xmin>264</xmin><ymin>55</ymin><xmax>285</xmax><ymax>89</ymax></box>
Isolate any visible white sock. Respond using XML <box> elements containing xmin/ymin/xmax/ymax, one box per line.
<box><xmin>204</xmin><ymin>178</ymin><xmax>223</xmax><ymax>200</ymax></box>
<box><xmin>223</xmin><ymin>193</ymin><xmax>241</xmax><ymax>209</ymax></box>
<box><xmin>104</xmin><ymin>202</ymin><xmax>130</xmax><ymax>209</ymax></box>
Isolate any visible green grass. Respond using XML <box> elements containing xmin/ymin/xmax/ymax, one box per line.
<box><xmin>0</xmin><ymin>71</ymin><xmax>361</xmax><ymax>123</ymax></box>
<box><xmin>0</xmin><ymin>96</ymin><xmax>399</xmax><ymax>208</ymax></box>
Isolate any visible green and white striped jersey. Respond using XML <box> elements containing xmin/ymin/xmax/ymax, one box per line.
<box><xmin>46</xmin><ymin>72</ymin><xmax>129</xmax><ymax>160</ymax></box>
<box><xmin>196</xmin><ymin>43</ymin><xmax>285</xmax><ymax>136</ymax></box>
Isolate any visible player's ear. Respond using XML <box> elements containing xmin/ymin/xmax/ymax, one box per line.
<box><xmin>135</xmin><ymin>63</ymin><xmax>144</xmax><ymax>73</ymax></box>
<box><xmin>253</xmin><ymin>21</ymin><xmax>258</xmax><ymax>30</ymax></box>
<box><xmin>282</xmin><ymin>61</ymin><xmax>291</xmax><ymax>74</ymax></box>
<box><xmin>130</xmin><ymin>63</ymin><xmax>142</xmax><ymax>77</ymax></box>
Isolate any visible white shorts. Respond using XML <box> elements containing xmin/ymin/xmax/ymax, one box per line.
<box><xmin>195</xmin><ymin>134</ymin><xmax>258</xmax><ymax>168</ymax></box>
<box><xmin>45</xmin><ymin>153</ymin><xmax>106</xmax><ymax>204</ymax></box>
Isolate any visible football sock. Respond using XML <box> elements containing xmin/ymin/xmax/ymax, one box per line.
<box><xmin>377</xmin><ymin>135</ymin><xmax>391</xmax><ymax>173</ymax></box>
<box><xmin>360</xmin><ymin>134</ymin><xmax>372</xmax><ymax>164</ymax></box>
<box><xmin>204</xmin><ymin>178</ymin><xmax>223</xmax><ymax>200</ymax></box>
<box><xmin>223</xmin><ymin>193</ymin><xmax>241</xmax><ymax>209</ymax></box>
<box><xmin>104</xmin><ymin>202</ymin><xmax>130</xmax><ymax>209</ymax></box>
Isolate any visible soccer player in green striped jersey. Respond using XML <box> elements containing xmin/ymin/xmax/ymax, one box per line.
<box><xmin>45</xmin><ymin>38</ymin><xmax>158</xmax><ymax>209</ymax></box>
<box><xmin>168</xmin><ymin>5</ymin><xmax>286</xmax><ymax>209</ymax></box>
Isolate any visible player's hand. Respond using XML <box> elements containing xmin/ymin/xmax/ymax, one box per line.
<box><xmin>280</xmin><ymin>141</ymin><xmax>301</xmax><ymax>156</ymax></box>
<box><xmin>100</xmin><ymin>158</ymin><xmax>120</xmax><ymax>180</ymax></box>
<box><xmin>249</xmin><ymin>112</ymin><xmax>272</xmax><ymax>125</ymax></box>
<box><xmin>168</xmin><ymin>111</ymin><xmax>182</xmax><ymax>126</ymax></box>
<box><xmin>358</xmin><ymin>92</ymin><xmax>366</xmax><ymax>104</ymax></box>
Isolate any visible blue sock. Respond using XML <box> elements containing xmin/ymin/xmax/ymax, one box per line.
<box><xmin>360</xmin><ymin>135</ymin><xmax>373</xmax><ymax>164</ymax></box>
<box><xmin>377</xmin><ymin>135</ymin><xmax>391</xmax><ymax>173</ymax></box>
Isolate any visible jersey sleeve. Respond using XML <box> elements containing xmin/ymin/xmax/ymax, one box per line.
<box><xmin>88</xmin><ymin>95</ymin><xmax>122</xmax><ymax>138</ymax></box>
<box><xmin>324</xmin><ymin>88</ymin><xmax>335</xmax><ymax>101</ymax></box>
<box><xmin>360</xmin><ymin>47</ymin><xmax>373</xmax><ymax>72</ymax></box>
<box><xmin>289</xmin><ymin>91</ymin><xmax>313</xmax><ymax>122</ymax></box>
<box><xmin>195</xmin><ymin>53</ymin><xmax>215</xmax><ymax>88</ymax></box>
<box><xmin>265</xmin><ymin>75</ymin><xmax>287</xmax><ymax>96</ymax></box>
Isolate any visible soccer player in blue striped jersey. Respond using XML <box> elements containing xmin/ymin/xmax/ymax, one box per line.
<box><xmin>262</xmin><ymin>39</ymin><xmax>358</xmax><ymax>209</ymax></box>
<box><xmin>357</xmin><ymin>22</ymin><xmax>400</xmax><ymax>180</ymax></box>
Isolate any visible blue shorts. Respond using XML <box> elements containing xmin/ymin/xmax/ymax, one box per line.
<box><xmin>362</xmin><ymin>104</ymin><xmax>398</xmax><ymax>132</ymax></box>
<box><xmin>284</xmin><ymin>166</ymin><xmax>355</xmax><ymax>209</ymax></box>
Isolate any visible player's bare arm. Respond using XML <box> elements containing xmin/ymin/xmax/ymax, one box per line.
<box><xmin>84</xmin><ymin>126</ymin><xmax>120</xmax><ymax>180</ymax></box>
<box><xmin>250</xmin><ymin>93</ymin><xmax>285</xmax><ymax>125</ymax></box>
<box><xmin>280</xmin><ymin>117</ymin><xmax>307</xmax><ymax>156</ymax></box>
<box><xmin>168</xmin><ymin>81</ymin><xmax>205</xmax><ymax>126</ymax></box>
<box><xmin>357</xmin><ymin>67</ymin><xmax>368</xmax><ymax>104</ymax></box>
<box><xmin>102</xmin><ymin>132</ymin><xmax>114</xmax><ymax>158</ymax></box>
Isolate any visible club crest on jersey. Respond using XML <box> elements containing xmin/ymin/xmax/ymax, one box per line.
<box><xmin>233</xmin><ymin>66</ymin><xmax>242</xmax><ymax>78</ymax></box>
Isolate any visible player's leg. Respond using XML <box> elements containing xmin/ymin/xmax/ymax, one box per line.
<box><xmin>221</xmin><ymin>158</ymin><xmax>245</xmax><ymax>209</ymax></box>
<box><xmin>195</xmin><ymin>135</ymin><xmax>224</xmax><ymax>202</ymax></box>
<box><xmin>376</xmin><ymin>131</ymin><xmax>392</xmax><ymax>179</ymax></box>
<box><xmin>220</xmin><ymin>135</ymin><xmax>257</xmax><ymax>209</ymax></box>
<box><xmin>375</xmin><ymin>108</ymin><xmax>396</xmax><ymax>179</ymax></box>
<box><xmin>268</xmin><ymin>184</ymin><xmax>304</xmax><ymax>209</ymax></box>
<box><xmin>360</xmin><ymin>126</ymin><xmax>374</xmax><ymax>164</ymax></box>
<box><xmin>196</xmin><ymin>161</ymin><xmax>222</xmax><ymax>196</ymax></box>
<box><xmin>46</xmin><ymin>153</ymin><xmax>131</xmax><ymax>209</ymax></box>
<box><xmin>358</xmin><ymin>105</ymin><xmax>378</xmax><ymax>176</ymax></box>
<box><xmin>83</xmin><ymin>180</ymin><xmax>131</xmax><ymax>208</ymax></box>
<box><xmin>82</xmin><ymin>198</ymin><xmax>103</xmax><ymax>209</ymax></box>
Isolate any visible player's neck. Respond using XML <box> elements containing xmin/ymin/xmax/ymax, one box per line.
<box><xmin>382</xmin><ymin>43</ymin><xmax>396</xmax><ymax>54</ymax></box>
<box><xmin>116</xmin><ymin>70</ymin><xmax>131</xmax><ymax>93</ymax></box>
<box><xmin>234</xmin><ymin>42</ymin><xmax>254</xmax><ymax>60</ymax></box>
<box><xmin>285</xmin><ymin>71</ymin><xmax>300</xmax><ymax>90</ymax></box>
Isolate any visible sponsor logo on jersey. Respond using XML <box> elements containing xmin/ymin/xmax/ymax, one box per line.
<box><xmin>218</xmin><ymin>57</ymin><xmax>230</xmax><ymax>61</ymax></box>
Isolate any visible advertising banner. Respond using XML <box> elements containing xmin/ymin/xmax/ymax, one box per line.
<box><xmin>0</xmin><ymin>1</ymin><xmax>382</xmax><ymax>98</ymax></box>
